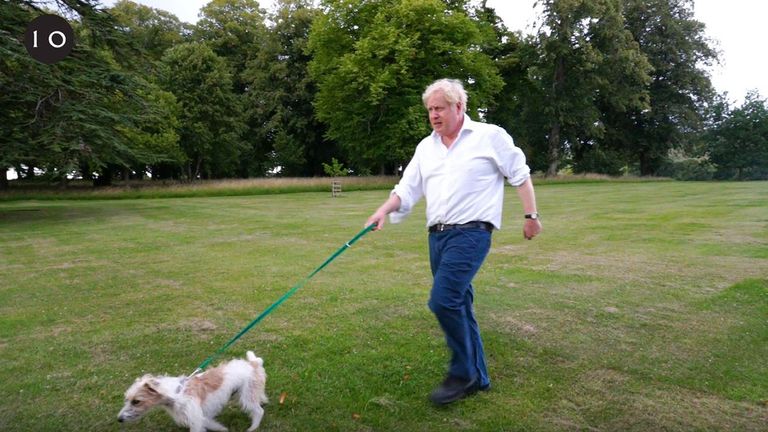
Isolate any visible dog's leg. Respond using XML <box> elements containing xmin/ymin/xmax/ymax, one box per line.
<box><xmin>204</xmin><ymin>418</ymin><xmax>228</xmax><ymax>431</ymax></box>
<box><xmin>239</xmin><ymin>378</ymin><xmax>265</xmax><ymax>431</ymax></box>
<box><xmin>246</xmin><ymin>404</ymin><xmax>264</xmax><ymax>432</ymax></box>
<box><xmin>188</xmin><ymin>419</ymin><xmax>207</xmax><ymax>432</ymax></box>
<box><xmin>188</xmin><ymin>422</ymin><xmax>206</xmax><ymax>432</ymax></box>
<box><xmin>182</xmin><ymin>405</ymin><xmax>206</xmax><ymax>432</ymax></box>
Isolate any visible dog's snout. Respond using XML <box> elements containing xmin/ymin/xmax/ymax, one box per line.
<box><xmin>118</xmin><ymin>415</ymin><xmax>125</xmax><ymax>423</ymax></box>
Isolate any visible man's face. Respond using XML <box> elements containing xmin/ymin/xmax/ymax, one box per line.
<box><xmin>426</xmin><ymin>92</ymin><xmax>463</xmax><ymax>137</ymax></box>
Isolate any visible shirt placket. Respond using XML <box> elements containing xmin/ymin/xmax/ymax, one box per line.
<box><xmin>437</xmin><ymin>135</ymin><xmax>461</xmax><ymax>225</ymax></box>
<box><xmin>434</xmin><ymin>138</ymin><xmax>450</xmax><ymax>224</ymax></box>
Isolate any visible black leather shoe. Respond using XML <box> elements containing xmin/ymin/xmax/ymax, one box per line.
<box><xmin>429</xmin><ymin>375</ymin><xmax>479</xmax><ymax>405</ymax></box>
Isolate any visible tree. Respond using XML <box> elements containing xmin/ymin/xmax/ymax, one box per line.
<box><xmin>159</xmin><ymin>42</ymin><xmax>243</xmax><ymax>179</ymax></box>
<box><xmin>108</xmin><ymin>0</ymin><xmax>189</xmax><ymax>75</ymax></box>
<box><xmin>706</xmin><ymin>91</ymin><xmax>768</xmax><ymax>180</ymax></box>
<box><xmin>533</xmin><ymin>0</ymin><xmax>652</xmax><ymax>176</ymax></box>
<box><xmin>0</xmin><ymin>1</ymin><xmax>36</xmax><ymax>188</ymax></box>
<box><xmin>612</xmin><ymin>0</ymin><xmax>718</xmax><ymax>175</ymax></box>
<box><xmin>308</xmin><ymin>0</ymin><xmax>503</xmax><ymax>175</ymax></box>
<box><xmin>107</xmin><ymin>0</ymin><xmax>188</xmax><ymax>180</ymax></box>
<box><xmin>242</xmin><ymin>0</ymin><xmax>330</xmax><ymax>176</ymax></box>
<box><xmin>482</xmin><ymin>3</ymin><xmax>551</xmax><ymax>172</ymax></box>
<box><xmin>1</xmin><ymin>0</ymin><xmax>182</xmax><ymax>187</ymax></box>
<box><xmin>194</xmin><ymin>0</ymin><xmax>267</xmax><ymax>93</ymax></box>
<box><xmin>116</xmin><ymin>82</ymin><xmax>184</xmax><ymax>179</ymax></box>
<box><xmin>193</xmin><ymin>0</ymin><xmax>268</xmax><ymax>176</ymax></box>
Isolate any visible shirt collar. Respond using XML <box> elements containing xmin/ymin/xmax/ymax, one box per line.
<box><xmin>430</xmin><ymin>114</ymin><xmax>476</xmax><ymax>142</ymax></box>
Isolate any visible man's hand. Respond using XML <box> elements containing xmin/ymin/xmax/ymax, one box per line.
<box><xmin>365</xmin><ymin>193</ymin><xmax>402</xmax><ymax>231</ymax></box>
<box><xmin>366</xmin><ymin>211</ymin><xmax>387</xmax><ymax>231</ymax></box>
<box><xmin>523</xmin><ymin>219</ymin><xmax>541</xmax><ymax>240</ymax></box>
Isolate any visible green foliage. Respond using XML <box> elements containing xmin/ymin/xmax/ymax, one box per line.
<box><xmin>108</xmin><ymin>0</ymin><xmax>188</xmax><ymax>74</ymax></box>
<box><xmin>322</xmin><ymin>157</ymin><xmax>348</xmax><ymax>177</ymax></box>
<box><xmin>571</xmin><ymin>145</ymin><xmax>627</xmax><ymax>176</ymax></box>
<box><xmin>0</xmin><ymin>2</ymin><xmax>37</xmax><ymax>184</ymax></box>
<box><xmin>242</xmin><ymin>0</ymin><xmax>328</xmax><ymax>177</ymax></box>
<box><xmin>532</xmin><ymin>0</ymin><xmax>652</xmax><ymax>176</ymax></box>
<box><xmin>194</xmin><ymin>0</ymin><xmax>267</xmax><ymax>93</ymax></box>
<box><xmin>159</xmin><ymin>42</ymin><xmax>243</xmax><ymax>179</ymax></box>
<box><xmin>657</xmin><ymin>149</ymin><xmax>716</xmax><ymax>181</ymax></box>
<box><xmin>486</xmin><ymin>33</ymin><xmax>551</xmax><ymax>173</ymax></box>
<box><xmin>610</xmin><ymin>0</ymin><xmax>718</xmax><ymax>175</ymax></box>
<box><xmin>116</xmin><ymin>82</ymin><xmax>184</xmax><ymax>167</ymax></box>
<box><xmin>190</xmin><ymin>0</ymin><xmax>269</xmax><ymax>178</ymax></box>
<box><xmin>308</xmin><ymin>0</ymin><xmax>503</xmax><ymax>174</ymax></box>
<box><xmin>0</xmin><ymin>0</ymin><xmax>755</xmax><ymax>184</ymax></box>
<box><xmin>706</xmin><ymin>91</ymin><xmax>768</xmax><ymax>180</ymax></box>
<box><xmin>0</xmin><ymin>1</ymin><xmax>184</xmax><ymax>186</ymax></box>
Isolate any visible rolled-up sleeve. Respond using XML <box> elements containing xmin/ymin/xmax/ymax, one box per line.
<box><xmin>390</xmin><ymin>148</ymin><xmax>424</xmax><ymax>224</ymax></box>
<box><xmin>492</xmin><ymin>128</ymin><xmax>530</xmax><ymax>187</ymax></box>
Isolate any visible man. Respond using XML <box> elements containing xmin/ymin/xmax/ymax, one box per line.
<box><xmin>365</xmin><ymin>78</ymin><xmax>542</xmax><ymax>405</ymax></box>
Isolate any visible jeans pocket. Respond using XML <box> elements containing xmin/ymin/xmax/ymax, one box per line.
<box><xmin>458</xmin><ymin>228</ymin><xmax>491</xmax><ymax>251</ymax></box>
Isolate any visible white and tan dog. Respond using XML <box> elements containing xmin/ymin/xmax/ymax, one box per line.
<box><xmin>118</xmin><ymin>351</ymin><xmax>267</xmax><ymax>432</ymax></box>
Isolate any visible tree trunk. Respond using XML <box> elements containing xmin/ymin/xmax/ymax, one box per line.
<box><xmin>0</xmin><ymin>169</ymin><xmax>8</xmax><ymax>191</ymax></box>
<box><xmin>547</xmin><ymin>121</ymin><xmax>561</xmax><ymax>177</ymax></box>
<box><xmin>639</xmin><ymin>151</ymin><xmax>658</xmax><ymax>176</ymax></box>
<box><xmin>546</xmin><ymin>54</ymin><xmax>566</xmax><ymax>177</ymax></box>
<box><xmin>94</xmin><ymin>166</ymin><xmax>113</xmax><ymax>187</ymax></box>
<box><xmin>79</xmin><ymin>161</ymin><xmax>93</xmax><ymax>182</ymax></box>
<box><xmin>194</xmin><ymin>157</ymin><xmax>203</xmax><ymax>180</ymax></box>
<box><xmin>22</xmin><ymin>165</ymin><xmax>35</xmax><ymax>180</ymax></box>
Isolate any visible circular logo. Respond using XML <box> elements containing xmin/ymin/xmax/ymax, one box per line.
<box><xmin>24</xmin><ymin>14</ymin><xmax>75</xmax><ymax>65</ymax></box>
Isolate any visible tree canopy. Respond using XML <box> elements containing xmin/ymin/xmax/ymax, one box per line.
<box><xmin>706</xmin><ymin>92</ymin><xmax>768</xmax><ymax>180</ymax></box>
<box><xmin>308</xmin><ymin>0</ymin><xmax>503</xmax><ymax>174</ymax></box>
<box><xmin>2</xmin><ymin>0</ymin><xmax>764</xmax><ymax>189</ymax></box>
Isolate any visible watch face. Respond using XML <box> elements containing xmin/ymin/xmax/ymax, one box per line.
<box><xmin>526</xmin><ymin>213</ymin><xmax>538</xmax><ymax>219</ymax></box>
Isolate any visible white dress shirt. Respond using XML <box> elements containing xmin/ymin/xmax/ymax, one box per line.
<box><xmin>390</xmin><ymin>114</ymin><xmax>530</xmax><ymax>229</ymax></box>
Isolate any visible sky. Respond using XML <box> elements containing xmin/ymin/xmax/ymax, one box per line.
<box><xmin>98</xmin><ymin>0</ymin><xmax>768</xmax><ymax>106</ymax></box>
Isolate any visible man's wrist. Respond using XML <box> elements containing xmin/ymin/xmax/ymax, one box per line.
<box><xmin>524</xmin><ymin>212</ymin><xmax>539</xmax><ymax>220</ymax></box>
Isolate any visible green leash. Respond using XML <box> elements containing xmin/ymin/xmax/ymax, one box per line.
<box><xmin>187</xmin><ymin>223</ymin><xmax>377</xmax><ymax>378</ymax></box>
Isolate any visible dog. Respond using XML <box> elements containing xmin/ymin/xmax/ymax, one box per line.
<box><xmin>117</xmin><ymin>351</ymin><xmax>267</xmax><ymax>432</ymax></box>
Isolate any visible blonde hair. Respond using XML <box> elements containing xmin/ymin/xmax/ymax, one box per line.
<box><xmin>422</xmin><ymin>78</ymin><xmax>468</xmax><ymax>113</ymax></box>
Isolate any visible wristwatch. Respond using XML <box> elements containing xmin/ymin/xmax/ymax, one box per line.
<box><xmin>524</xmin><ymin>212</ymin><xmax>539</xmax><ymax>220</ymax></box>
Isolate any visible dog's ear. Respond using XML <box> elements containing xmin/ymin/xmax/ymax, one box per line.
<box><xmin>143</xmin><ymin>379</ymin><xmax>161</xmax><ymax>395</ymax></box>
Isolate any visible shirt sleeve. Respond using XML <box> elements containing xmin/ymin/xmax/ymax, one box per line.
<box><xmin>390</xmin><ymin>146</ymin><xmax>424</xmax><ymax>224</ymax></box>
<box><xmin>492</xmin><ymin>128</ymin><xmax>531</xmax><ymax>187</ymax></box>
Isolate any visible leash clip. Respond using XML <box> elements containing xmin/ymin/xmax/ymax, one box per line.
<box><xmin>176</xmin><ymin>368</ymin><xmax>203</xmax><ymax>394</ymax></box>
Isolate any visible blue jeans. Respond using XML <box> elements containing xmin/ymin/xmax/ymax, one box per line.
<box><xmin>428</xmin><ymin>227</ymin><xmax>491</xmax><ymax>387</ymax></box>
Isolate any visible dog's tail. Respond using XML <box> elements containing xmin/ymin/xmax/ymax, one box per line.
<box><xmin>246</xmin><ymin>351</ymin><xmax>263</xmax><ymax>367</ymax></box>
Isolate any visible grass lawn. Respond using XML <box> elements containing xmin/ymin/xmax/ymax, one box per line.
<box><xmin>0</xmin><ymin>180</ymin><xmax>766</xmax><ymax>431</ymax></box>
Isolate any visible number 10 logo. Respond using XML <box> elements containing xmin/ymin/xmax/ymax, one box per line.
<box><xmin>32</xmin><ymin>30</ymin><xmax>68</xmax><ymax>49</ymax></box>
<box><xmin>24</xmin><ymin>14</ymin><xmax>75</xmax><ymax>65</ymax></box>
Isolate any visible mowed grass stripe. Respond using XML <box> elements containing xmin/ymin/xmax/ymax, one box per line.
<box><xmin>0</xmin><ymin>181</ymin><xmax>766</xmax><ymax>431</ymax></box>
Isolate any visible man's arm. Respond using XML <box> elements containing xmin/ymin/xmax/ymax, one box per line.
<box><xmin>516</xmin><ymin>177</ymin><xmax>542</xmax><ymax>240</ymax></box>
<box><xmin>366</xmin><ymin>193</ymin><xmax>402</xmax><ymax>231</ymax></box>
